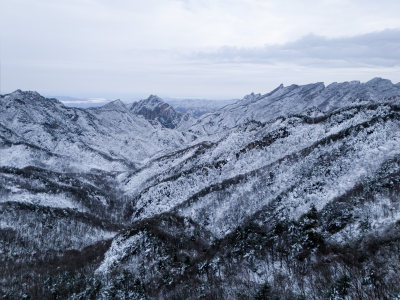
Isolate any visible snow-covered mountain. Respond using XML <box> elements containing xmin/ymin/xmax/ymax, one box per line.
<box><xmin>2</xmin><ymin>79</ymin><xmax>400</xmax><ymax>299</ymax></box>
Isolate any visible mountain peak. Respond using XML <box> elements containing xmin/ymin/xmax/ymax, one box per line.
<box><xmin>365</xmin><ymin>77</ymin><xmax>393</xmax><ymax>88</ymax></box>
<box><xmin>101</xmin><ymin>99</ymin><xmax>127</xmax><ymax>111</ymax></box>
<box><xmin>139</xmin><ymin>95</ymin><xmax>166</xmax><ymax>110</ymax></box>
<box><xmin>130</xmin><ymin>95</ymin><xmax>183</xmax><ymax>129</ymax></box>
<box><xmin>147</xmin><ymin>94</ymin><xmax>163</xmax><ymax>102</ymax></box>
<box><xmin>1</xmin><ymin>90</ymin><xmax>62</xmax><ymax>106</ymax></box>
<box><xmin>7</xmin><ymin>89</ymin><xmax>41</xmax><ymax>98</ymax></box>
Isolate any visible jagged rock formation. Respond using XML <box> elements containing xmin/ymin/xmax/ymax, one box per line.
<box><xmin>1</xmin><ymin>78</ymin><xmax>400</xmax><ymax>299</ymax></box>
<box><xmin>130</xmin><ymin>95</ymin><xmax>185</xmax><ymax>129</ymax></box>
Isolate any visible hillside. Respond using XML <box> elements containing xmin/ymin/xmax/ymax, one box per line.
<box><xmin>1</xmin><ymin>78</ymin><xmax>400</xmax><ymax>299</ymax></box>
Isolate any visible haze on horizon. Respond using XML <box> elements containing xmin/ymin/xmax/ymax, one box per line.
<box><xmin>1</xmin><ymin>0</ymin><xmax>400</xmax><ymax>101</ymax></box>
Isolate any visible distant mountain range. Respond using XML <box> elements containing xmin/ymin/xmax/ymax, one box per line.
<box><xmin>1</xmin><ymin>78</ymin><xmax>400</xmax><ymax>299</ymax></box>
<box><xmin>166</xmin><ymin>98</ymin><xmax>237</xmax><ymax>117</ymax></box>
<box><xmin>56</xmin><ymin>94</ymin><xmax>237</xmax><ymax>118</ymax></box>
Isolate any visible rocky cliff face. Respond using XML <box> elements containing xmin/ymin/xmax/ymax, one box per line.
<box><xmin>130</xmin><ymin>95</ymin><xmax>186</xmax><ymax>129</ymax></box>
<box><xmin>1</xmin><ymin>79</ymin><xmax>400</xmax><ymax>299</ymax></box>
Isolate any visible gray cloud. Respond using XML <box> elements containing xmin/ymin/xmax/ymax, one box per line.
<box><xmin>192</xmin><ymin>29</ymin><xmax>400</xmax><ymax>68</ymax></box>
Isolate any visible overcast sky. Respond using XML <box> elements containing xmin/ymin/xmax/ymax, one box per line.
<box><xmin>1</xmin><ymin>0</ymin><xmax>400</xmax><ymax>100</ymax></box>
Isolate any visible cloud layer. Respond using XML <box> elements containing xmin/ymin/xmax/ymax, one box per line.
<box><xmin>193</xmin><ymin>29</ymin><xmax>400</xmax><ymax>68</ymax></box>
<box><xmin>1</xmin><ymin>0</ymin><xmax>400</xmax><ymax>98</ymax></box>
